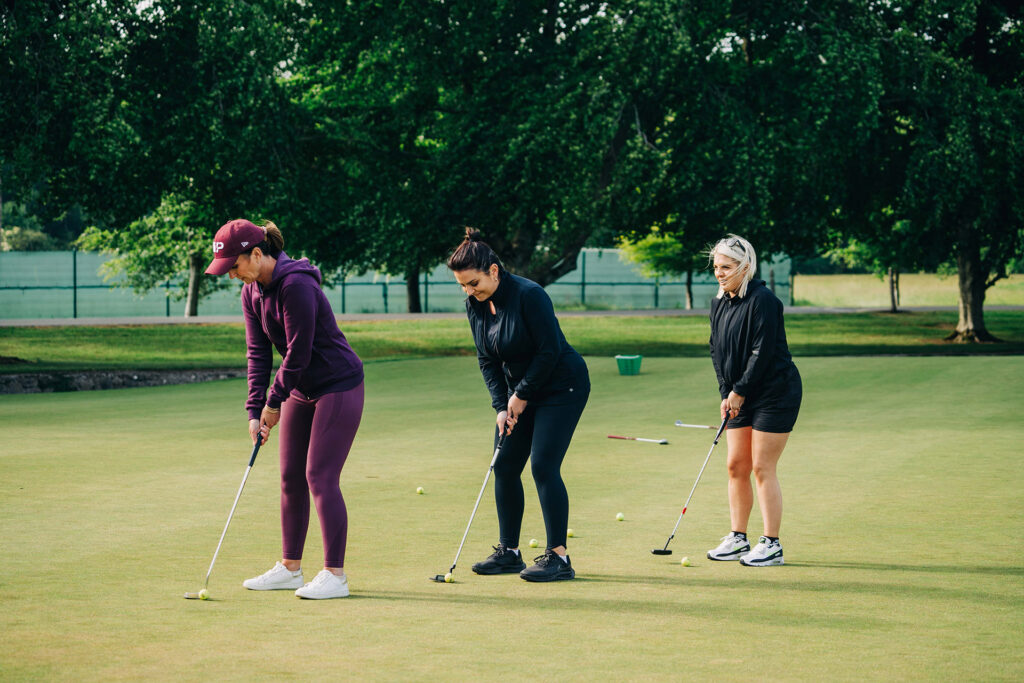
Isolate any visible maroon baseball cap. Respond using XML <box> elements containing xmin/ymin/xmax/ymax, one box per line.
<box><xmin>205</xmin><ymin>219</ymin><xmax>267</xmax><ymax>275</ymax></box>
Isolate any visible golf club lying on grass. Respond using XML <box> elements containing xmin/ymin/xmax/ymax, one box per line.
<box><xmin>607</xmin><ymin>434</ymin><xmax>668</xmax><ymax>445</ymax></box>
<box><xmin>674</xmin><ymin>420</ymin><xmax>716</xmax><ymax>430</ymax></box>
<box><xmin>652</xmin><ymin>414</ymin><xmax>729</xmax><ymax>556</ymax></box>
<box><xmin>185</xmin><ymin>437</ymin><xmax>263</xmax><ymax>600</ymax></box>
<box><xmin>430</xmin><ymin>434</ymin><xmax>506</xmax><ymax>583</ymax></box>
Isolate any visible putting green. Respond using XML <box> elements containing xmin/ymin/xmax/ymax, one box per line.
<box><xmin>1</xmin><ymin>355</ymin><xmax>1021</xmax><ymax>680</ymax></box>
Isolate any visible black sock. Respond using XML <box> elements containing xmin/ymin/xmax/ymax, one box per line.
<box><xmin>732</xmin><ymin>531</ymin><xmax>747</xmax><ymax>540</ymax></box>
<box><xmin>765</xmin><ymin>536</ymin><xmax>779</xmax><ymax>543</ymax></box>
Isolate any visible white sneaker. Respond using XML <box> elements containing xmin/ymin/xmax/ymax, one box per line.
<box><xmin>243</xmin><ymin>561</ymin><xmax>304</xmax><ymax>590</ymax></box>
<box><xmin>740</xmin><ymin>536</ymin><xmax>784</xmax><ymax>566</ymax></box>
<box><xmin>295</xmin><ymin>570</ymin><xmax>349</xmax><ymax>599</ymax></box>
<box><xmin>707</xmin><ymin>533</ymin><xmax>750</xmax><ymax>561</ymax></box>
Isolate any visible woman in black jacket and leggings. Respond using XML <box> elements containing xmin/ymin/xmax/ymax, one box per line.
<box><xmin>447</xmin><ymin>228</ymin><xmax>590</xmax><ymax>582</ymax></box>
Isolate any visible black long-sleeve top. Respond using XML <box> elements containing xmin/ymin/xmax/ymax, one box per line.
<box><xmin>709</xmin><ymin>279</ymin><xmax>798</xmax><ymax>401</ymax></box>
<box><xmin>466</xmin><ymin>270</ymin><xmax>589</xmax><ymax>412</ymax></box>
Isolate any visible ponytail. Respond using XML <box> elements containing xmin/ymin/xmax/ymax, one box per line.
<box><xmin>446</xmin><ymin>227</ymin><xmax>502</xmax><ymax>272</ymax></box>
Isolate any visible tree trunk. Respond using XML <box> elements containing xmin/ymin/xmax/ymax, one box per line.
<box><xmin>685</xmin><ymin>270</ymin><xmax>693</xmax><ymax>310</ymax></box>
<box><xmin>947</xmin><ymin>242</ymin><xmax>998</xmax><ymax>342</ymax></box>
<box><xmin>888</xmin><ymin>267</ymin><xmax>899</xmax><ymax>313</ymax></box>
<box><xmin>184</xmin><ymin>252</ymin><xmax>203</xmax><ymax>317</ymax></box>
<box><xmin>405</xmin><ymin>266</ymin><xmax>422</xmax><ymax>313</ymax></box>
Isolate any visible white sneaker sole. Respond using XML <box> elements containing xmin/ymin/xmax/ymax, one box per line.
<box><xmin>295</xmin><ymin>587</ymin><xmax>349</xmax><ymax>599</ymax></box>
<box><xmin>739</xmin><ymin>555</ymin><xmax>784</xmax><ymax>567</ymax></box>
<box><xmin>243</xmin><ymin>578</ymin><xmax>304</xmax><ymax>590</ymax></box>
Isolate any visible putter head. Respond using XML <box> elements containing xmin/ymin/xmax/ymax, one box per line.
<box><xmin>429</xmin><ymin>574</ymin><xmax>446</xmax><ymax>582</ymax></box>
<box><xmin>651</xmin><ymin>549</ymin><xmax>673</xmax><ymax>555</ymax></box>
<box><xmin>183</xmin><ymin>592</ymin><xmax>200</xmax><ymax>599</ymax></box>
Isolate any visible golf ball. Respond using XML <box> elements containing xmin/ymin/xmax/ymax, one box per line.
<box><xmin>616</xmin><ymin>512</ymin><xmax>625</xmax><ymax>521</ymax></box>
<box><xmin>681</xmin><ymin>557</ymin><xmax>691</xmax><ymax>567</ymax></box>
<box><xmin>416</xmin><ymin>487</ymin><xmax>424</xmax><ymax>494</ymax></box>
<box><xmin>567</xmin><ymin>528</ymin><xmax>574</xmax><ymax>538</ymax></box>
<box><xmin>529</xmin><ymin>538</ymin><xmax>539</xmax><ymax>548</ymax></box>
<box><xmin>199</xmin><ymin>589</ymin><xmax>210</xmax><ymax>600</ymax></box>
<box><xmin>444</xmin><ymin>573</ymin><xmax>453</xmax><ymax>583</ymax></box>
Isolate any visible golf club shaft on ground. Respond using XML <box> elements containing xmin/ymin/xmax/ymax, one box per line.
<box><xmin>446</xmin><ymin>435</ymin><xmax>505</xmax><ymax>575</ymax></box>
<box><xmin>607</xmin><ymin>435</ymin><xmax>668</xmax><ymax>444</ymax></box>
<box><xmin>675</xmin><ymin>421</ymin><xmax>715</xmax><ymax>430</ymax></box>
<box><xmin>655</xmin><ymin>415</ymin><xmax>729</xmax><ymax>553</ymax></box>
<box><xmin>204</xmin><ymin>439</ymin><xmax>263</xmax><ymax>587</ymax></box>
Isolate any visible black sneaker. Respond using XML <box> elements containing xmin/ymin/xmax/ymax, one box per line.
<box><xmin>519</xmin><ymin>550</ymin><xmax>575</xmax><ymax>582</ymax></box>
<box><xmin>471</xmin><ymin>544</ymin><xmax>527</xmax><ymax>575</ymax></box>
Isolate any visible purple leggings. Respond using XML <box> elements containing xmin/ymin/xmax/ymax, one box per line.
<box><xmin>278</xmin><ymin>382</ymin><xmax>363</xmax><ymax>568</ymax></box>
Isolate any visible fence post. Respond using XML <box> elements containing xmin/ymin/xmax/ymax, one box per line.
<box><xmin>165</xmin><ymin>282</ymin><xmax>171</xmax><ymax>317</ymax></box>
<box><xmin>72</xmin><ymin>249</ymin><xmax>78</xmax><ymax>318</ymax></box>
<box><xmin>580</xmin><ymin>250</ymin><xmax>586</xmax><ymax>307</ymax></box>
<box><xmin>654</xmin><ymin>277</ymin><xmax>660</xmax><ymax>309</ymax></box>
<box><xmin>382</xmin><ymin>280</ymin><xmax>388</xmax><ymax>314</ymax></box>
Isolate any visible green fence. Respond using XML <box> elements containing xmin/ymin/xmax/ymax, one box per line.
<box><xmin>0</xmin><ymin>249</ymin><xmax>791</xmax><ymax>319</ymax></box>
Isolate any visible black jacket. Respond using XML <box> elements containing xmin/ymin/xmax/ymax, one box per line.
<box><xmin>466</xmin><ymin>270</ymin><xmax>589</xmax><ymax>412</ymax></box>
<box><xmin>709</xmin><ymin>279</ymin><xmax>798</xmax><ymax>401</ymax></box>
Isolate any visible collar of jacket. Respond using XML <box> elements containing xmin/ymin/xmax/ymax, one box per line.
<box><xmin>486</xmin><ymin>267</ymin><xmax>513</xmax><ymax>308</ymax></box>
<box><xmin>726</xmin><ymin>279</ymin><xmax>765</xmax><ymax>304</ymax></box>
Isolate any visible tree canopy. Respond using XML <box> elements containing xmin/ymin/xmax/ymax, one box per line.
<box><xmin>2</xmin><ymin>0</ymin><xmax>1021</xmax><ymax>331</ymax></box>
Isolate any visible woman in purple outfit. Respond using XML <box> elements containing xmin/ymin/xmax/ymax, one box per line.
<box><xmin>205</xmin><ymin>218</ymin><xmax>364</xmax><ymax>599</ymax></box>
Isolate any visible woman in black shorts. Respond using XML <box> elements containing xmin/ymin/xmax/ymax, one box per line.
<box><xmin>705</xmin><ymin>235</ymin><xmax>801</xmax><ymax>567</ymax></box>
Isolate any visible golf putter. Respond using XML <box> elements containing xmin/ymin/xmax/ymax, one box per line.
<box><xmin>430</xmin><ymin>434</ymin><xmax>507</xmax><ymax>583</ymax></box>
<box><xmin>185</xmin><ymin>436</ymin><xmax>263</xmax><ymax>599</ymax></box>
<box><xmin>651</xmin><ymin>414</ymin><xmax>729</xmax><ymax>555</ymax></box>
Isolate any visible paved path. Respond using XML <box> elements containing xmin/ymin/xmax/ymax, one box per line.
<box><xmin>2</xmin><ymin>305</ymin><xmax>1023</xmax><ymax>327</ymax></box>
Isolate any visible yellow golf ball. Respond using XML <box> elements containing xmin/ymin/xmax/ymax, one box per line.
<box><xmin>681</xmin><ymin>557</ymin><xmax>691</xmax><ymax>567</ymax></box>
<box><xmin>529</xmin><ymin>538</ymin><xmax>539</xmax><ymax>548</ymax></box>
<box><xmin>444</xmin><ymin>573</ymin><xmax>453</xmax><ymax>583</ymax></box>
<box><xmin>416</xmin><ymin>486</ymin><xmax>424</xmax><ymax>494</ymax></box>
<box><xmin>616</xmin><ymin>512</ymin><xmax>625</xmax><ymax>521</ymax></box>
<box><xmin>198</xmin><ymin>589</ymin><xmax>210</xmax><ymax>600</ymax></box>
<box><xmin>567</xmin><ymin>529</ymin><xmax>574</xmax><ymax>538</ymax></box>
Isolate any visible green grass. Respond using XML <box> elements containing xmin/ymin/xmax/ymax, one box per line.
<box><xmin>2</xmin><ymin>311</ymin><xmax>1024</xmax><ymax>374</ymax></box>
<box><xmin>794</xmin><ymin>273</ymin><xmax>1024</xmax><ymax>307</ymax></box>
<box><xmin>1</xmin><ymin>356</ymin><xmax>1022</xmax><ymax>680</ymax></box>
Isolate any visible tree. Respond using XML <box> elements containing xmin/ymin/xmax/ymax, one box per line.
<box><xmin>76</xmin><ymin>192</ymin><xmax>220</xmax><ymax>316</ymax></box>
<box><xmin>619</xmin><ymin>1</ymin><xmax>887</xmax><ymax>295</ymax></box>
<box><xmin>619</xmin><ymin>230</ymin><xmax>706</xmax><ymax>308</ymax></box>
<box><xmin>842</xmin><ymin>1</ymin><xmax>1024</xmax><ymax>341</ymax></box>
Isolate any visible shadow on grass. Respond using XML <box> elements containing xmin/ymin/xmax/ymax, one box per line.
<box><xmin>790</xmin><ymin>561</ymin><xmax>1024</xmax><ymax>577</ymax></box>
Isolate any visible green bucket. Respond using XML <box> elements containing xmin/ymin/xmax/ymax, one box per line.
<box><xmin>615</xmin><ymin>354</ymin><xmax>643</xmax><ymax>376</ymax></box>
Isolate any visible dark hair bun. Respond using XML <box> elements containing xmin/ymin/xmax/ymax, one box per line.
<box><xmin>465</xmin><ymin>227</ymin><xmax>482</xmax><ymax>242</ymax></box>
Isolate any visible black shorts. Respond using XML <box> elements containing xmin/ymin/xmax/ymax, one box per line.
<box><xmin>728</xmin><ymin>369</ymin><xmax>802</xmax><ymax>434</ymax></box>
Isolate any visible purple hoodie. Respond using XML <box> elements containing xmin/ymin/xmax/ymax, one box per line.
<box><xmin>241</xmin><ymin>252</ymin><xmax>363</xmax><ymax>420</ymax></box>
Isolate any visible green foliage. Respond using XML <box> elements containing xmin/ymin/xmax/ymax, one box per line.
<box><xmin>618</xmin><ymin>230</ymin><xmax>696</xmax><ymax>279</ymax></box>
<box><xmin>2</xmin><ymin>0</ymin><xmax>1021</xmax><ymax>326</ymax></box>
<box><xmin>75</xmin><ymin>192</ymin><xmax>222</xmax><ymax>301</ymax></box>
<box><xmin>0</xmin><ymin>226</ymin><xmax>57</xmax><ymax>251</ymax></box>
<box><xmin>0</xmin><ymin>202</ymin><xmax>56</xmax><ymax>250</ymax></box>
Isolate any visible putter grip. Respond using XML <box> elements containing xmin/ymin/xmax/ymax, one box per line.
<box><xmin>248</xmin><ymin>438</ymin><xmax>262</xmax><ymax>467</ymax></box>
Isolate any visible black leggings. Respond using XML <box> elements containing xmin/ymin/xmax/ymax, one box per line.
<box><xmin>492</xmin><ymin>393</ymin><xmax>588</xmax><ymax>551</ymax></box>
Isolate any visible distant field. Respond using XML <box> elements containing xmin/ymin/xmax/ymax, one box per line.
<box><xmin>794</xmin><ymin>273</ymin><xmax>1024</xmax><ymax>307</ymax></box>
<box><xmin>2</xmin><ymin>311</ymin><xmax>1024</xmax><ymax>374</ymax></box>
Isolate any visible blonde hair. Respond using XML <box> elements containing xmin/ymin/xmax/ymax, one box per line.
<box><xmin>709</xmin><ymin>234</ymin><xmax>757</xmax><ymax>299</ymax></box>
